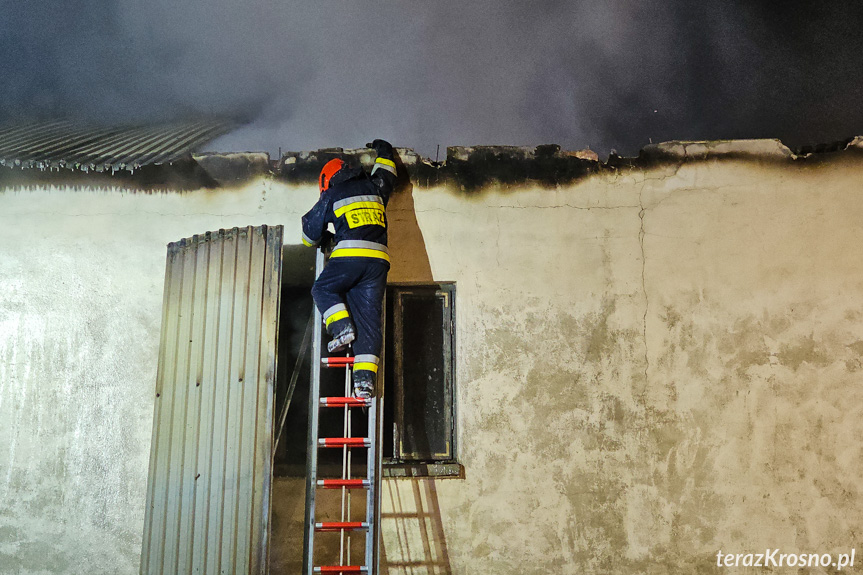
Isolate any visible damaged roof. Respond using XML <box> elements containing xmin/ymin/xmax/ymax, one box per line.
<box><xmin>4</xmin><ymin>133</ymin><xmax>863</xmax><ymax>192</ymax></box>
<box><xmin>0</xmin><ymin>120</ymin><xmax>235</xmax><ymax>173</ymax></box>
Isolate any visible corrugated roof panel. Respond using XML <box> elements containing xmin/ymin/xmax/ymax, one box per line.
<box><xmin>0</xmin><ymin>120</ymin><xmax>235</xmax><ymax>172</ymax></box>
<box><xmin>0</xmin><ymin>122</ymin><xmax>114</xmax><ymax>160</ymax></box>
<box><xmin>60</xmin><ymin>125</ymin><xmax>165</xmax><ymax>167</ymax></box>
<box><xmin>141</xmin><ymin>225</ymin><xmax>283</xmax><ymax>575</ymax></box>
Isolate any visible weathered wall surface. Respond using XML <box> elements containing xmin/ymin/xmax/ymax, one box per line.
<box><xmin>0</xmin><ymin>181</ymin><xmax>319</xmax><ymax>575</ymax></box>
<box><xmin>386</xmin><ymin>149</ymin><xmax>863</xmax><ymax>575</ymax></box>
<box><xmin>2</xmin><ymin>143</ymin><xmax>863</xmax><ymax>574</ymax></box>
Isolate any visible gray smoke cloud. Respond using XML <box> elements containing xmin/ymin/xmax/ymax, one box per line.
<box><xmin>2</xmin><ymin>1</ymin><xmax>863</xmax><ymax>159</ymax></box>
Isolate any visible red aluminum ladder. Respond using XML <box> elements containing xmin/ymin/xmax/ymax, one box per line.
<box><xmin>303</xmin><ymin>248</ymin><xmax>383</xmax><ymax>575</ymax></box>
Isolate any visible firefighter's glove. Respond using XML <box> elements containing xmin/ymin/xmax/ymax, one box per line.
<box><xmin>366</xmin><ymin>139</ymin><xmax>394</xmax><ymax>157</ymax></box>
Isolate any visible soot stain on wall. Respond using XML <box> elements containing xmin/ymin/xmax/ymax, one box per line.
<box><xmin>7</xmin><ymin>136</ymin><xmax>863</xmax><ymax>195</ymax></box>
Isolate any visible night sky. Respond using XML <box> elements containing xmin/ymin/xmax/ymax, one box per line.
<box><xmin>2</xmin><ymin>1</ymin><xmax>862</xmax><ymax>159</ymax></box>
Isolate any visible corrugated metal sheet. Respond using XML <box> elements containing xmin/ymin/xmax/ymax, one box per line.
<box><xmin>142</xmin><ymin>225</ymin><xmax>283</xmax><ymax>575</ymax></box>
<box><xmin>0</xmin><ymin>120</ymin><xmax>234</xmax><ymax>173</ymax></box>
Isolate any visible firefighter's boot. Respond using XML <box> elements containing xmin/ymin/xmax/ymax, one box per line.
<box><xmin>353</xmin><ymin>370</ymin><xmax>375</xmax><ymax>400</ymax></box>
<box><xmin>327</xmin><ymin>320</ymin><xmax>356</xmax><ymax>354</ymax></box>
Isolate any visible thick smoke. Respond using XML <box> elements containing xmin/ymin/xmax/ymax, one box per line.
<box><xmin>2</xmin><ymin>1</ymin><xmax>863</xmax><ymax>159</ymax></box>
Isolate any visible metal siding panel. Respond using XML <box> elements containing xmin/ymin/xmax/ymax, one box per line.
<box><xmin>142</xmin><ymin>246</ymin><xmax>183</xmax><ymax>575</ymax></box>
<box><xmin>205</xmin><ymin>230</ymin><xmax>239</xmax><ymax>575</ymax></box>
<box><xmin>142</xmin><ymin>226</ymin><xmax>281</xmax><ymax>575</ymax></box>
<box><xmin>220</xmin><ymin>226</ymin><xmax>251</xmax><ymax>572</ymax></box>
<box><xmin>176</xmin><ymin>236</ymin><xmax>211</xmax><ymax>573</ymax></box>
<box><xmin>234</xmin><ymin>227</ymin><xmax>266</xmax><ymax>573</ymax></box>
<box><xmin>156</xmin><ymin>245</ymin><xmax>189</xmax><ymax>572</ymax></box>
<box><xmin>162</xmin><ymin>238</ymin><xmax>198</xmax><ymax>572</ymax></box>
<box><xmin>191</xmin><ymin>234</ymin><xmax>224</xmax><ymax>573</ymax></box>
<box><xmin>252</xmin><ymin>225</ymin><xmax>282</xmax><ymax>573</ymax></box>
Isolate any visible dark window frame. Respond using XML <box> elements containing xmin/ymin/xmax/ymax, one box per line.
<box><xmin>273</xmin><ymin>280</ymin><xmax>461</xmax><ymax>478</ymax></box>
<box><xmin>382</xmin><ymin>283</ymin><xmax>460</xmax><ymax>477</ymax></box>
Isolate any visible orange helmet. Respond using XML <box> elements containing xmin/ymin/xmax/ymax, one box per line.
<box><xmin>319</xmin><ymin>158</ymin><xmax>346</xmax><ymax>194</ymax></box>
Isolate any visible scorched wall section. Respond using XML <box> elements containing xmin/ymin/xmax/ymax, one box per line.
<box><xmin>0</xmin><ymin>141</ymin><xmax>862</xmax><ymax>575</ymax></box>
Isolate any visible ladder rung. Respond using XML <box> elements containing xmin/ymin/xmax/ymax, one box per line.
<box><xmin>320</xmin><ymin>397</ymin><xmax>372</xmax><ymax>408</ymax></box>
<box><xmin>314</xmin><ymin>566</ymin><xmax>368</xmax><ymax>573</ymax></box>
<box><xmin>321</xmin><ymin>357</ymin><xmax>354</xmax><ymax>367</ymax></box>
<box><xmin>317</xmin><ymin>479</ymin><xmax>370</xmax><ymax>489</ymax></box>
<box><xmin>315</xmin><ymin>521</ymin><xmax>369</xmax><ymax>532</ymax></box>
<box><xmin>319</xmin><ymin>437</ymin><xmax>370</xmax><ymax>448</ymax></box>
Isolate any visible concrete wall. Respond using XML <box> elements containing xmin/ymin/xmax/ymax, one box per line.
<box><xmin>2</xmin><ymin>142</ymin><xmax>863</xmax><ymax>574</ymax></box>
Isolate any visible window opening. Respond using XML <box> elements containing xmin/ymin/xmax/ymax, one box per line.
<box><xmin>274</xmin><ymin>282</ymin><xmax>457</xmax><ymax>476</ymax></box>
<box><xmin>383</xmin><ymin>284</ymin><xmax>456</xmax><ymax>465</ymax></box>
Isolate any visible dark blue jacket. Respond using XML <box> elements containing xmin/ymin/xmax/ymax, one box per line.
<box><xmin>302</xmin><ymin>151</ymin><xmax>397</xmax><ymax>263</ymax></box>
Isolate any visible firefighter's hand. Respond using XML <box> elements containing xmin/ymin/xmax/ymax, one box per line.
<box><xmin>365</xmin><ymin>139</ymin><xmax>393</xmax><ymax>156</ymax></box>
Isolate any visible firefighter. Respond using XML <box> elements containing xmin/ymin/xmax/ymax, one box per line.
<box><xmin>301</xmin><ymin>139</ymin><xmax>397</xmax><ymax>399</ymax></box>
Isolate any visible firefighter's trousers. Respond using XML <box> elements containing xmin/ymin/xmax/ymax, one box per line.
<box><xmin>311</xmin><ymin>257</ymin><xmax>389</xmax><ymax>382</ymax></box>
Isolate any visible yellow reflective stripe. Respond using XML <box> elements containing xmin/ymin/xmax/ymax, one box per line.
<box><xmin>353</xmin><ymin>362</ymin><xmax>379</xmax><ymax>374</ymax></box>
<box><xmin>334</xmin><ymin>200</ymin><xmax>384</xmax><ymax>218</ymax></box>
<box><xmin>302</xmin><ymin>237</ymin><xmax>314</xmax><ymax>247</ymax></box>
<box><xmin>325</xmin><ymin>309</ymin><xmax>350</xmax><ymax>327</ymax></box>
<box><xmin>330</xmin><ymin>248</ymin><xmax>391</xmax><ymax>262</ymax></box>
<box><xmin>373</xmin><ymin>158</ymin><xmax>397</xmax><ymax>176</ymax></box>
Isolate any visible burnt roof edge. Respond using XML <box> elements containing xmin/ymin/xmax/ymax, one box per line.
<box><xmin>3</xmin><ymin>137</ymin><xmax>863</xmax><ymax>192</ymax></box>
<box><xmin>277</xmin><ymin>137</ymin><xmax>863</xmax><ymax>192</ymax></box>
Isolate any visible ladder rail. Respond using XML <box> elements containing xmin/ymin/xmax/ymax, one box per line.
<box><xmin>368</xmin><ymin>292</ymin><xmax>386</xmax><ymax>573</ymax></box>
<box><xmin>304</xmin><ymin>246</ymin><xmax>383</xmax><ymax>575</ymax></box>
<box><xmin>340</xmin><ymin>365</ymin><xmax>352</xmax><ymax>568</ymax></box>
<box><xmin>366</xmin><ymin>396</ymin><xmax>379</xmax><ymax>570</ymax></box>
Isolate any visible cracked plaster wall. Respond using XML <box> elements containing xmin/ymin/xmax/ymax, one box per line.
<box><xmin>2</xmin><ymin>150</ymin><xmax>863</xmax><ymax>574</ymax></box>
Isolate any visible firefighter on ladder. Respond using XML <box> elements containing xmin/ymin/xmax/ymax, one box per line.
<box><xmin>301</xmin><ymin>139</ymin><xmax>397</xmax><ymax>399</ymax></box>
